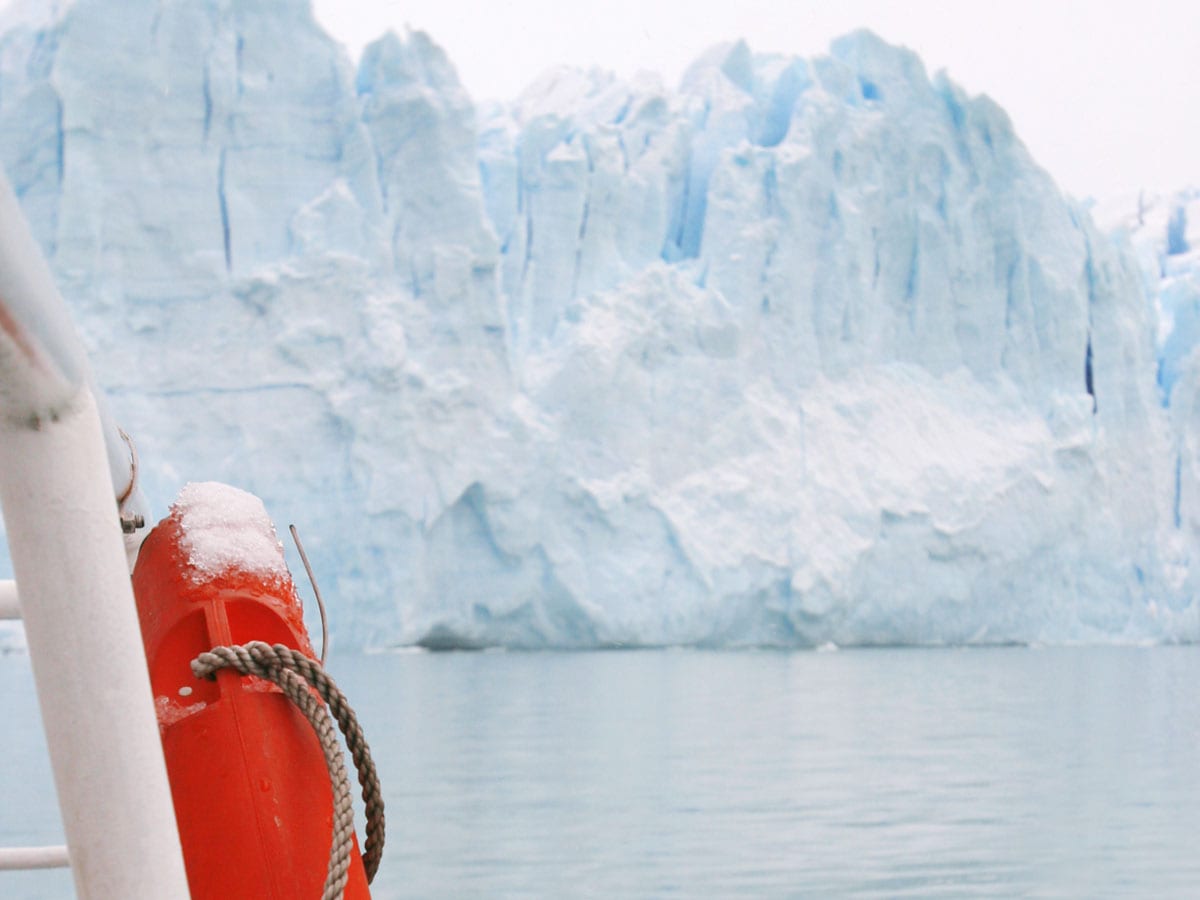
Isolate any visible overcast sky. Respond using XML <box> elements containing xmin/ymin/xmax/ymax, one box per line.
<box><xmin>311</xmin><ymin>0</ymin><xmax>1198</xmax><ymax>202</ymax></box>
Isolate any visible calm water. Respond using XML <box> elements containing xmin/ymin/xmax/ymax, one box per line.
<box><xmin>3</xmin><ymin>646</ymin><xmax>1200</xmax><ymax>897</ymax></box>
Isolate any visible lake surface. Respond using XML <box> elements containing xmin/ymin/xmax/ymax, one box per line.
<box><xmin>3</xmin><ymin>646</ymin><xmax>1200</xmax><ymax>897</ymax></box>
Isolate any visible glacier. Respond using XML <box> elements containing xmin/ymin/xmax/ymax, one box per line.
<box><xmin>0</xmin><ymin>0</ymin><xmax>1196</xmax><ymax>650</ymax></box>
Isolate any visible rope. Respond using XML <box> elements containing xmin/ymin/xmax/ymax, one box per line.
<box><xmin>191</xmin><ymin>641</ymin><xmax>385</xmax><ymax>897</ymax></box>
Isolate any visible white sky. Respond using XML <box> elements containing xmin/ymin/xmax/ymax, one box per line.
<box><xmin>311</xmin><ymin>0</ymin><xmax>1199</xmax><ymax>202</ymax></box>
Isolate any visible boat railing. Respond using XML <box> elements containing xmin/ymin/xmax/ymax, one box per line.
<box><xmin>0</xmin><ymin>579</ymin><xmax>68</xmax><ymax>872</ymax></box>
<box><xmin>0</xmin><ymin>171</ymin><xmax>191</xmax><ymax>897</ymax></box>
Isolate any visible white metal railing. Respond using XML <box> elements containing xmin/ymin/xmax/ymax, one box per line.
<box><xmin>0</xmin><ymin>580</ymin><xmax>69</xmax><ymax>872</ymax></box>
<box><xmin>0</xmin><ymin>171</ymin><xmax>191</xmax><ymax>897</ymax></box>
<box><xmin>0</xmin><ymin>845</ymin><xmax>69</xmax><ymax>871</ymax></box>
<box><xmin>0</xmin><ymin>578</ymin><xmax>17</xmax><ymax>619</ymax></box>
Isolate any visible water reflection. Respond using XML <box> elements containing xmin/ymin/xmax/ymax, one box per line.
<box><xmin>4</xmin><ymin>646</ymin><xmax>1200</xmax><ymax>897</ymax></box>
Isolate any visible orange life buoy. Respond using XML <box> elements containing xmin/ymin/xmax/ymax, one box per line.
<box><xmin>132</xmin><ymin>482</ymin><xmax>371</xmax><ymax>899</ymax></box>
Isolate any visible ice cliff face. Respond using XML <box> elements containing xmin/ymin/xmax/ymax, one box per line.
<box><xmin>0</xmin><ymin>0</ymin><xmax>1194</xmax><ymax>649</ymax></box>
<box><xmin>1096</xmin><ymin>189</ymin><xmax>1200</xmax><ymax>573</ymax></box>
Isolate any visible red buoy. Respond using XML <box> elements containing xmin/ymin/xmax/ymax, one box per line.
<box><xmin>132</xmin><ymin>482</ymin><xmax>371</xmax><ymax>899</ymax></box>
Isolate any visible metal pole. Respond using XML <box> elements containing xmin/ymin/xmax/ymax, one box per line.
<box><xmin>0</xmin><ymin>579</ymin><xmax>18</xmax><ymax>619</ymax></box>
<box><xmin>0</xmin><ymin>167</ymin><xmax>188</xmax><ymax>897</ymax></box>
<box><xmin>0</xmin><ymin>845</ymin><xmax>70</xmax><ymax>870</ymax></box>
<box><xmin>0</xmin><ymin>386</ymin><xmax>191</xmax><ymax>899</ymax></box>
<box><xmin>0</xmin><ymin>173</ymin><xmax>148</xmax><ymax>545</ymax></box>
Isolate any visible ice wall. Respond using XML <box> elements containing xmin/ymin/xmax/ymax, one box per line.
<box><xmin>0</xmin><ymin>0</ymin><xmax>1193</xmax><ymax>650</ymax></box>
<box><xmin>1095</xmin><ymin>188</ymin><xmax>1200</xmax><ymax>595</ymax></box>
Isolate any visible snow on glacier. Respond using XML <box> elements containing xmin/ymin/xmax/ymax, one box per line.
<box><xmin>0</xmin><ymin>0</ymin><xmax>1194</xmax><ymax>650</ymax></box>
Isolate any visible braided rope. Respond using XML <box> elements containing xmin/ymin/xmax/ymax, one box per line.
<box><xmin>191</xmin><ymin>642</ymin><xmax>385</xmax><ymax>897</ymax></box>
<box><xmin>260</xmin><ymin>647</ymin><xmax>386</xmax><ymax>879</ymax></box>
